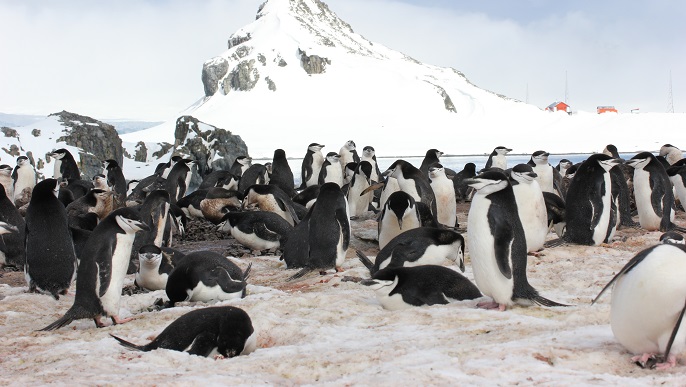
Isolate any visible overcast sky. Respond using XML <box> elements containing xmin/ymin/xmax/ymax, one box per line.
<box><xmin>1</xmin><ymin>0</ymin><xmax>684</xmax><ymax>121</ymax></box>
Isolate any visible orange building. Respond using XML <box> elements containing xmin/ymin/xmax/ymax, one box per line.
<box><xmin>545</xmin><ymin>101</ymin><xmax>572</xmax><ymax>114</ymax></box>
<box><xmin>597</xmin><ymin>106</ymin><xmax>618</xmax><ymax>114</ymax></box>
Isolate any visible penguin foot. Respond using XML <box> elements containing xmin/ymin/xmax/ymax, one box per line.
<box><xmin>527</xmin><ymin>251</ymin><xmax>544</xmax><ymax>257</ymax></box>
<box><xmin>94</xmin><ymin>316</ymin><xmax>108</xmax><ymax>328</ymax></box>
<box><xmin>632</xmin><ymin>353</ymin><xmax>658</xmax><ymax>369</ymax></box>
<box><xmin>476</xmin><ymin>301</ymin><xmax>506</xmax><ymax>311</ymax></box>
<box><xmin>654</xmin><ymin>354</ymin><xmax>678</xmax><ymax>370</ymax></box>
<box><xmin>111</xmin><ymin>315</ymin><xmax>134</xmax><ymax>325</ymax></box>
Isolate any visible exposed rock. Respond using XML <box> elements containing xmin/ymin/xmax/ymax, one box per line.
<box><xmin>299</xmin><ymin>49</ymin><xmax>330</xmax><ymax>74</ymax></box>
<box><xmin>132</xmin><ymin>141</ymin><xmax>148</xmax><ymax>162</ymax></box>
<box><xmin>202</xmin><ymin>57</ymin><xmax>229</xmax><ymax>97</ymax></box>
<box><xmin>1</xmin><ymin>127</ymin><xmax>17</xmax><ymax>138</ymax></box>
<box><xmin>2</xmin><ymin>145</ymin><xmax>20</xmax><ymax>157</ymax></box>
<box><xmin>49</xmin><ymin>111</ymin><xmax>123</xmax><ymax>179</ymax></box>
<box><xmin>223</xmin><ymin>59</ymin><xmax>260</xmax><ymax>93</ymax></box>
<box><xmin>265</xmin><ymin>77</ymin><xmax>277</xmax><ymax>91</ymax></box>
<box><xmin>172</xmin><ymin>116</ymin><xmax>249</xmax><ymax>189</ymax></box>
<box><xmin>277</xmin><ymin>58</ymin><xmax>287</xmax><ymax>67</ymax></box>
<box><xmin>234</xmin><ymin>46</ymin><xmax>251</xmax><ymax>59</ymax></box>
<box><xmin>257</xmin><ymin>54</ymin><xmax>266</xmax><ymax>66</ymax></box>
<box><xmin>227</xmin><ymin>32</ymin><xmax>251</xmax><ymax>49</ymax></box>
<box><xmin>31</xmin><ymin>129</ymin><xmax>40</xmax><ymax>137</ymax></box>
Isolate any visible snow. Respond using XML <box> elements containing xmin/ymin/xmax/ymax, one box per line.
<box><xmin>2</xmin><ymin>218</ymin><xmax>686</xmax><ymax>384</ymax></box>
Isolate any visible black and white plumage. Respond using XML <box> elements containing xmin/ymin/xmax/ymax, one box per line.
<box><xmin>281</xmin><ymin>182</ymin><xmax>349</xmax><ymax>279</ymax></box>
<box><xmin>626</xmin><ymin>152</ymin><xmax>681</xmax><ymax>232</ymax></box>
<box><xmin>452</xmin><ymin>163</ymin><xmax>476</xmax><ymax>202</ymax></box>
<box><xmin>383</xmin><ymin>159</ymin><xmax>437</xmax><ymax>218</ymax></box>
<box><xmin>0</xmin><ymin>164</ymin><xmax>14</xmax><ymax>201</ymax></box>
<box><xmin>419</xmin><ymin>148</ymin><xmax>443</xmax><ymax>177</ymax></box>
<box><xmin>592</xmin><ymin>243</ymin><xmax>686</xmax><ymax>369</ymax></box>
<box><xmin>12</xmin><ymin>156</ymin><xmax>36</xmax><ymax>206</ymax></box>
<box><xmin>134</xmin><ymin>244</ymin><xmax>185</xmax><ymax>291</ymax></box>
<box><xmin>358</xmin><ymin>227</ymin><xmax>465</xmax><ymax>276</ymax></box>
<box><xmin>111</xmin><ymin>306</ymin><xmax>256</xmax><ymax>358</ymax></box>
<box><xmin>102</xmin><ymin>159</ymin><xmax>127</xmax><ymax>199</ymax></box>
<box><xmin>269</xmin><ymin>149</ymin><xmax>296</xmax><ymax>198</ymax></box>
<box><xmin>543</xmin><ymin>191</ymin><xmax>566</xmax><ymax>238</ymax></box>
<box><xmin>24</xmin><ymin>179</ymin><xmax>77</xmax><ymax>299</ymax></box>
<box><xmin>527</xmin><ymin>150</ymin><xmax>560</xmax><ymax>195</ymax></box>
<box><xmin>229</xmin><ymin>156</ymin><xmax>252</xmax><ymax>177</ymax></box>
<box><xmin>0</xmin><ymin>182</ymin><xmax>25</xmax><ymax>267</ymax></box>
<box><xmin>40</xmin><ymin>207</ymin><xmax>150</xmax><ymax>330</ymax></box>
<box><xmin>377</xmin><ymin>191</ymin><xmax>421</xmax><ymax>250</ymax></box>
<box><xmin>564</xmin><ymin>154</ymin><xmax>621</xmax><ymax>245</ymax></box>
<box><xmin>49</xmin><ymin>148</ymin><xmax>81</xmax><ymax>181</ymax></box>
<box><xmin>429</xmin><ymin>163</ymin><xmax>457</xmax><ymax>228</ymax></box>
<box><xmin>300</xmin><ymin>143</ymin><xmax>325</xmax><ymax>188</ymax></box>
<box><xmin>198</xmin><ymin>170</ymin><xmax>239</xmax><ymax>191</ymax></box>
<box><xmin>165</xmin><ymin>158</ymin><xmax>196</xmax><ymax>204</ymax></box>
<box><xmin>218</xmin><ymin>210</ymin><xmax>293</xmax><ymax>251</ymax></box>
<box><xmin>361</xmin><ymin>265</ymin><xmax>481</xmax><ymax>310</ymax></box>
<box><xmin>129</xmin><ymin>189</ymin><xmax>171</xmax><ymax>274</ymax></box>
<box><xmin>165</xmin><ymin>251</ymin><xmax>251</xmax><ymax>307</ymax></box>
<box><xmin>508</xmin><ymin>164</ymin><xmax>548</xmax><ymax>253</ymax></box>
<box><xmin>318</xmin><ymin>152</ymin><xmax>344</xmax><ymax>186</ymax></box>
<box><xmin>346</xmin><ymin>161</ymin><xmax>373</xmax><ymax>217</ymax></box>
<box><xmin>361</xmin><ymin>145</ymin><xmax>382</xmax><ymax>184</ymax></box>
<box><xmin>483</xmin><ymin>146</ymin><xmax>511</xmax><ymax>171</ymax></box>
<box><xmin>338</xmin><ymin>140</ymin><xmax>360</xmax><ymax>168</ymax></box>
<box><xmin>659</xmin><ymin>144</ymin><xmax>683</xmax><ymax>165</ymax></box>
<box><xmin>466</xmin><ymin>171</ymin><xmax>567</xmax><ymax>310</ymax></box>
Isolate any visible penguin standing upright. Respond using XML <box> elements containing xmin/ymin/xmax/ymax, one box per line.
<box><xmin>626</xmin><ymin>152</ymin><xmax>681</xmax><ymax>232</ymax></box>
<box><xmin>592</xmin><ymin>243</ymin><xmax>686</xmax><ymax>369</ymax></box>
<box><xmin>346</xmin><ymin>161</ymin><xmax>373</xmax><ymax>217</ymax></box>
<box><xmin>24</xmin><ymin>179</ymin><xmax>77</xmax><ymax>299</ymax></box>
<box><xmin>338</xmin><ymin>140</ymin><xmax>360</xmax><ymax>168</ymax></box>
<box><xmin>269</xmin><ymin>149</ymin><xmax>296</xmax><ymax>198</ymax></box>
<box><xmin>527</xmin><ymin>150</ymin><xmax>560</xmax><ymax>195</ymax></box>
<box><xmin>564</xmin><ymin>154</ymin><xmax>621</xmax><ymax>245</ymax></box>
<box><xmin>465</xmin><ymin>170</ymin><xmax>566</xmax><ymax>310</ymax></box>
<box><xmin>229</xmin><ymin>156</ymin><xmax>252</xmax><ymax>178</ymax></box>
<box><xmin>667</xmin><ymin>163</ymin><xmax>686</xmax><ymax>210</ymax></box>
<box><xmin>377</xmin><ymin>191</ymin><xmax>422</xmax><ymax>249</ymax></box>
<box><xmin>12</xmin><ymin>156</ymin><xmax>36</xmax><ymax>207</ymax></box>
<box><xmin>419</xmin><ymin>149</ymin><xmax>443</xmax><ymax>177</ymax></box>
<box><xmin>300</xmin><ymin>143</ymin><xmax>325</xmax><ymax>188</ymax></box>
<box><xmin>361</xmin><ymin>146</ymin><xmax>382</xmax><ymax>184</ymax></box>
<box><xmin>50</xmin><ymin>148</ymin><xmax>81</xmax><ymax>181</ymax></box>
<box><xmin>452</xmin><ymin>163</ymin><xmax>476</xmax><ymax>202</ymax></box>
<box><xmin>110</xmin><ymin>306</ymin><xmax>256</xmax><ymax>358</ymax></box>
<box><xmin>483</xmin><ymin>146</ymin><xmax>511</xmax><ymax>171</ymax></box>
<box><xmin>428</xmin><ymin>163</ymin><xmax>457</xmax><ymax>228</ymax></box>
<box><xmin>384</xmin><ymin>160</ymin><xmax>437</xmax><ymax>218</ymax></box>
<box><xmin>40</xmin><ymin>207</ymin><xmax>149</xmax><ymax>330</ymax></box>
<box><xmin>103</xmin><ymin>159</ymin><xmax>127</xmax><ymax>200</ymax></box>
<box><xmin>0</xmin><ymin>165</ymin><xmax>14</xmax><ymax>202</ymax></box>
<box><xmin>281</xmin><ymin>182</ymin><xmax>350</xmax><ymax>279</ymax></box>
<box><xmin>318</xmin><ymin>152</ymin><xmax>344</xmax><ymax>187</ymax></box>
<box><xmin>602</xmin><ymin>144</ymin><xmax>637</xmax><ymax>228</ymax></box>
<box><xmin>0</xmin><ymin>182</ymin><xmax>25</xmax><ymax>267</ymax></box>
<box><xmin>508</xmin><ymin>164</ymin><xmax>548</xmax><ymax>253</ymax></box>
<box><xmin>165</xmin><ymin>159</ymin><xmax>195</xmax><ymax>204</ymax></box>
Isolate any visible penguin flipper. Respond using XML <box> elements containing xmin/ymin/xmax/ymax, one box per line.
<box><xmin>663</xmin><ymin>298</ymin><xmax>686</xmax><ymax>363</ymax></box>
<box><xmin>186</xmin><ymin>332</ymin><xmax>218</xmax><ymax>357</ymax></box>
<box><xmin>38</xmin><ymin>304</ymin><xmax>95</xmax><ymax>331</ymax></box>
<box><xmin>355</xmin><ymin>250</ymin><xmax>375</xmax><ymax>274</ymax></box>
<box><xmin>253</xmin><ymin>223</ymin><xmax>280</xmax><ymax>242</ymax></box>
<box><xmin>286</xmin><ymin>267</ymin><xmax>313</xmax><ymax>281</ymax></box>
<box><xmin>490</xmin><ymin>214</ymin><xmax>513</xmax><ymax>279</ymax></box>
<box><xmin>530</xmin><ymin>294</ymin><xmax>571</xmax><ymax>307</ymax></box>
<box><xmin>110</xmin><ymin>334</ymin><xmax>149</xmax><ymax>352</ymax></box>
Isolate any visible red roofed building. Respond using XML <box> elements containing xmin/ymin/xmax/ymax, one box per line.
<box><xmin>545</xmin><ymin>101</ymin><xmax>571</xmax><ymax>114</ymax></box>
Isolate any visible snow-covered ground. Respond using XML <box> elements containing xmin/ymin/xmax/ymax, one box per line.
<box><xmin>1</xmin><ymin>210</ymin><xmax>685</xmax><ymax>385</ymax></box>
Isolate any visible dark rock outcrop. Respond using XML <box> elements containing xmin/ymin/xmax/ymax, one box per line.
<box><xmin>299</xmin><ymin>49</ymin><xmax>330</xmax><ymax>74</ymax></box>
<box><xmin>223</xmin><ymin>60</ymin><xmax>260</xmax><ymax>93</ymax></box>
<box><xmin>202</xmin><ymin>57</ymin><xmax>230</xmax><ymax>97</ymax></box>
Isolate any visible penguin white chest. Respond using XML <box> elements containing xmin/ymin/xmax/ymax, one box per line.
<box><xmin>633</xmin><ymin>169</ymin><xmax>671</xmax><ymax>230</ymax></box>
<box><xmin>232</xmin><ymin>227</ymin><xmax>280</xmax><ymax>251</ymax></box>
<box><xmin>670</xmin><ymin>175</ymin><xmax>686</xmax><ymax>207</ymax></box>
<box><xmin>467</xmin><ymin>195</ymin><xmax>514</xmax><ymax>305</ymax></box>
<box><xmin>534</xmin><ymin>165</ymin><xmax>554</xmax><ymax>193</ymax></box>
<box><xmin>373</xmin><ymin>277</ymin><xmax>412</xmax><ymax>310</ymax></box>
<box><xmin>610</xmin><ymin>245</ymin><xmax>686</xmax><ymax>355</ymax></box>
<box><xmin>136</xmin><ymin>261</ymin><xmax>168</xmax><ymax>291</ymax></box>
<box><xmin>100</xmin><ymin>233</ymin><xmax>136</xmax><ymax>316</ymax></box>
<box><xmin>591</xmin><ymin>172</ymin><xmax>615</xmax><ymax>245</ymax></box>
<box><xmin>512</xmin><ymin>183</ymin><xmax>548</xmax><ymax>252</ymax></box>
<box><xmin>431</xmin><ymin>176</ymin><xmax>457</xmax><ymax>227</ymax></box>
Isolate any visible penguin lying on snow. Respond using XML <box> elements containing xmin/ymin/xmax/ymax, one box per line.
<box><xmin>135</xmin><ymin>245</ymin><xmax>186</xmax><ymax>291</ymax></box>
<box><xmin>357</xmin><ymin>227</ymin><xmax>465</xmax><ymax>276</ymax></box>
<box><xmin>165</xmin><ymin>251</ymin><xmax>251</xmax><ymax>307</ymax></box>
<box><xmin>592</xmin><ymin>243</ymin><xmax>686</xmax><ymax>369</ymax></box>
<box><xmin>218</xmin><ymin>210</ymin><xmax>293</xmax><ymax>252</ymax></box>
<box><xmin>111</xmin><ymin>306</ymin><xmax>256</xmax><ymax>358</ymax></box>
<box><xmin>40</xmin><ymin>207</ymin><xmax>150</xmax><ymax>330</ymax></box>
<box><xmin>361</xmin><ymin>265</ymin><xmax>481</xmax><ymax>310</ymax></box>
<box><xmin>466</xmin><ymin>170</ymin><xmax>568</xmax><ymax>311</ymax></box>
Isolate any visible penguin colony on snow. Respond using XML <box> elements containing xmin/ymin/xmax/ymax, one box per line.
<box><xmin>1</xmin><ymin>141</ymin><xmax>686</xmax><ymax>369</ymax></box>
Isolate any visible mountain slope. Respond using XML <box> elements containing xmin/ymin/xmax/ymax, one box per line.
<box><xmin>125</xmin><ymin>0</ymin><xmax>686</xmax><ymax>159</ymax></box>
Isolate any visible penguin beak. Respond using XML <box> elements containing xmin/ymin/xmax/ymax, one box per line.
<box><xmin>135</xmin><ymin>221</ymin><xmax>151</xmax><ymax>232</ymax></box>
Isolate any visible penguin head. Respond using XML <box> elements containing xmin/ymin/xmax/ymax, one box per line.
<box><xmin>236</xmin><ymin>156</ymin><xmax>252</xmax><ymax>166</ymax></box>
<box><xmin>308</xmin><ymin>143</ymin><xmax>325</xmax><ymax>153</ymax></box>
<box><xmin>383</xmin><ymin>160</ymin><xmax>408</xmax><ymax>179</ymax></box>
<box><xmin>361</xmin><ymin>274</ymin><xmax>396</xmax><ymax>292</ymax></box>
<box><xmin>626</xmin><ymin>152</ymin><xmax>654</xmax><ymax>170</ymax></box>
<box><xmin>112</xmin><ymin>208</ymin><xmax>150</xmax><ymax>233</ymax></box>
<box><xmin>428</xmin><ymin>164</ymin><xmax>445</xmax><ymax>179</ymax></box>
<box><xmin>603</xmin><ymin>144</ymin><xmax>620</xmax><ymax>158</ymax></box>
<box><xmin>530</xmin><ymin>151</ymin><xmax>550</xmax><ymax>165</ymax></box>
<box><xmin>465</xmin><ymin>171</ymin><xmax>509</xmax><ymax>194</ymax></box>
<box><xmin>659</xmin><ymin>231</ymin><xmax>685</xmax><ymax>245</ymax></box>
<box><xmin>138</xmin><ymin>245</ymin><xmax>163</xmax><ymax>267</ymax></box>
<box><xmin>494</xmin><ymin>146</ymin><xmax>512</xmax><ymax>155</ymax></box>
<box><xmin>344</xmin><ymin>140</ymin><xmax>356</xmax><ymax>150</ymax></box>
<box><xmin>362</xmin><ymin>146</ymin><xmax>376</xmax><ymax>158</ymax></box>
<box><xmin>587</xmin><ymin>153</ymin><xmax>621</xmax><ymax>172</ymax></box>
<box><xmin>0</xmin><ymin>164</ymin><xmax>11</xmax><ymax>176</ymax></box>
<box><xmin>16</xmin><ymin>156</ymin><xmax>30</xmax><ymax>166</ymax></box>
<box><xmin>50</xmin><ymin>149</ymin><xmax>69</xmax><ymax>160</ymax></box>
<box><xmin>326</xmin><ymin>152</ymin><xmax>341</xmax><ymax>163</ymax></box>
<box><xmin>386</xmin><ymin>191</ymin><xmax>415</xmax><ymax>229</ymax></box>
<box><xmin>659</xmin><ymin>144</ymin><xmax>680</xmax><ymax>157</ymax></box>
<box><xmin>510</xmin><ymin>164</ymin><xmax>538</xmax><ymax>184</ymax></box>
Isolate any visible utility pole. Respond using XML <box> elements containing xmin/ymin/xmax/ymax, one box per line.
<box><xmin>526</xmin><ymin>83</ymin><xmax>529</xmax><ymax>104</ymax></box>
<box><xmin>564</xmin><ymin>71</ymin><xmax>569</xmax><ymax>104</ymax></box>
<box><xmin>667</xmin><ymin>70</ymin><xmax>674</xmax><ymax>113</ymax></box>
